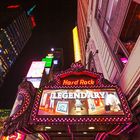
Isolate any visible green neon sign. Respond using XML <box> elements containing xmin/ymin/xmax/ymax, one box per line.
<box><xmin>42</xmin><ymin>56</ymin><xmax>53</xmax><ymax>68</ymax></box>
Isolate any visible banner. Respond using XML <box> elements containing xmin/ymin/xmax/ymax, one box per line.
<box><xmin>38</xmin><ymin>89</ymin><xmax>124</xmax><ymax>115</ymax></box>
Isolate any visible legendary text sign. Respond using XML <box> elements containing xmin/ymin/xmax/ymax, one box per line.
<box><xmin>38</xmin><ymin>88</ymin><xmax>124</xmax><ymax>116</ymax></box>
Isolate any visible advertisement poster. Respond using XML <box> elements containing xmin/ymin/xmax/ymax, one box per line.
<box><xmin>10</xmin><ymin>94</ymin><xmax>24</xmax><ymax>116</ymax></box>
<box><xmin>38</xmin><ymin>89</ymin><xmax>124</xmax><ymax>115</ymax></box>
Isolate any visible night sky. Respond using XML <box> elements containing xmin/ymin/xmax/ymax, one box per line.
<box><xmin>0</xmin><ymin>0</ymin><xmax>77</xmax><ymax>108</ymax></box>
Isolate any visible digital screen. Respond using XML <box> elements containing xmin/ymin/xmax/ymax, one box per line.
<box><xmin>38</xmin><ymin>89</ymin><xmax>124</xmax><ymax>115</ymax></box>
<box><xmin>53</xmin><ymin>60</ymin><xmax>58</xmax><ymax>65</ymax></box>
<box><xmin>42</xmin><ymin>56</ymin><xmax>53</xmax><ymax>68</ymax></box>
<box><xmin>27</xmin><ymin>78</ymin><xmax>41</xmax><ymax>88</ymax></box>
<box><xmin>45</xmin><ymin>68</ymin><xmax>50</xmax><ymax>75</ymax></box>
<box><xmin>26</xmin><ymin>61</ymin><xmax>45</xmax><ymax>78</ymax></box>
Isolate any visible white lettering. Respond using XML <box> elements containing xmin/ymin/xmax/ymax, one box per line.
<box><xmin>50</xmin><ymin>90</ymin><xmax>108</xmax><ymax>100</ymax></box>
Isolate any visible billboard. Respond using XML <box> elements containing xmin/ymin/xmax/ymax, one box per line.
<box><xmin>26</xmin><ymin>61</ymin><xmax>45</xmax><ymax>78</ymax></box>
<box><xmin>38</xmin><ymin>89</ymin><xmax>124</xmax><ymax>116</ymax></box>
<box><xmin>27</xmin><ymin>78</ymin><xmax>41</xmax><ymax>88</ymax></box>
<box><xmin>42</xmin><ymin>56</ymin><xmax>53</xmax><ymax>68</ymax></box>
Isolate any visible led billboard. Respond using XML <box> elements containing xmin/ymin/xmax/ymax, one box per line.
<box><xmin>26</xmin><ymin>61</ymin><xmax>45</xmax><ymax>78</ymax></box>
<box><xmin>27</xmin><ymin>78</ymin><xmax>41</xmax><ymax>88</ymax></box>
<box><xmin>42</xmin><ymin>56</ymin><xmax>53</xmax><ymax>68</ymax></box>
<box><xmin>38</xmin><ymin>89</ymin><xmax>124</xmax><ymax>116</ymax></box>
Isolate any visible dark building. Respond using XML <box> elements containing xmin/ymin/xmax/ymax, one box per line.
<box><xmin>0</xmin><ymin>3</ymin><xmax>33</xmax><ymax>87</ymax></box>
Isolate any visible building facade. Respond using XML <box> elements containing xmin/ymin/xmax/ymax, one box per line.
<box><xmin>0</xmin><ymin>8</ymin><xmax>32</xmax><ymax>87</ymax></box>
<box><xmin>77</xmin><ymin>0</ymin><xmax>140</xmax><ymax>139</ymax></box>
<box><xmin>77</xmin><ymin>0</ymin><xmax>89</xmax><ymax>65</ymax></box>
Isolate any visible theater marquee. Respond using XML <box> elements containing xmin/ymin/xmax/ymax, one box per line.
<box><xmin>30</xmin><ymin>62</ymin><xmax>132</xmax><ymax>125</ymax></box>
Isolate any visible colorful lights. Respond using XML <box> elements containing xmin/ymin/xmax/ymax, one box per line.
<box><xmin>120</xmin><ymin>57</ymin><xmax>128</xmax><ymax>64</ymax></box>
<box><xmin>2</xmin><ymin>62</ymin><xmax>131</xmax><ymax>137</ymax></box>
<box><xmin>1</xmin><ymin>132</ymin><xmax>25</xmax><ymax>140</ymax></box>
<box><xmin>72</xmin><ymin>26</ymin><xmax>81</xmax><ymax>62</ymax></box>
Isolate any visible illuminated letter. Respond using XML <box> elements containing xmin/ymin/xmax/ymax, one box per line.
<box><xmin>100</xmin><ymin>92</ymin><xmax>105</xmax><ymax>98</ymax></box>
<box><xmin>80</xmin><ymin>79</ymin><xmax>84</xmax><ymax>85</ymax></box>
<box><xmin>94</xmin><ymin>92</ymin><xmax>100</xmax><ymax>98</ymax></box>
<box><xmin>63</xmin><ymin>80</ymin><xmax>68</xmax><ymax>85</ymax></box>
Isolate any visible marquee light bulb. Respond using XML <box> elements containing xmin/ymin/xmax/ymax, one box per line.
<box><xmin>88</xmin><ymin>126</ymin><xmax>95</xmax><ymax>130</ymax></box>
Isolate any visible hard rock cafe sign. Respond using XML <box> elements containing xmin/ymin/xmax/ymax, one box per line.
<box><xmin>62</xmin><ymin>79</ymin><xmax>95</xmax><ymax>86</ymax></box>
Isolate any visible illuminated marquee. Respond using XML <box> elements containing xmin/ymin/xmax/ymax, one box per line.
<box><xmin>30</xmin><ymin>62</ymin><xmax>132</xmax><ymax>124</ymax></box>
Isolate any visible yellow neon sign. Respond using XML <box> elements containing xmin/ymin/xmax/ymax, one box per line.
<box><xmin>72</xmin><ymin>26</ymin><xmax>81</xmax><ymax>62</ymax></box>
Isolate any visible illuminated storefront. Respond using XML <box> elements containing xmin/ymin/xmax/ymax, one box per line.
<box><xmin>1</xmin><ymin>62</ymin><xmax>133</xmax><ymax>139</ymax></box>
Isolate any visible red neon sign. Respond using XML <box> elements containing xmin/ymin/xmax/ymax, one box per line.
<box><xmin>7</xmin><ymin>5</ymin><xmax>20</xmax><ymax>9</ymax></box>
<box><xmin>31</xmin><ymin>16</ymin><xmax>36</xmax><ymax>28</ymax></box>
<box><xmin>62</xmin><ymin>79</ymin><xmax>95</xmax><ymax>86</ymax></box>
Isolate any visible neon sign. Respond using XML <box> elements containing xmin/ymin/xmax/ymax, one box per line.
<box><xmin>62</xmin><ymin>79</ymin><xmax>95</xmax><ymax>86</ymax></box>
<box><xmin>7</xmin><ymin>5</ymin><xmax>20</xmax><ymax>9</ymax></box>
<box><xmin>30</xmin><ymin>16</ymin><xmax>36</xmax><ymax>28</ymax></box>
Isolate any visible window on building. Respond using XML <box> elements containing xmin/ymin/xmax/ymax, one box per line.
<box><xmin>103</xmin><ymin>0</ymin><xmax>119</xmax><ymax>37</ymax></box>
<box><xmin>95</xmin><ymin>0</ymin><xmax>140</xmax><ymax>70</ymax></box>
<box><xmin>120</xmin><ymin>1</ymin><xmax>140</xmax><ymax>54</ymax></box>
<box><xmin>88</xmin><ymin>52</ymin><xmax>97</xmax><ymax>72</ymax></box>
